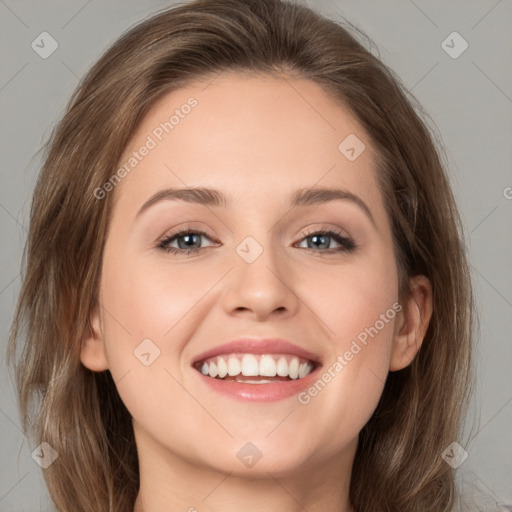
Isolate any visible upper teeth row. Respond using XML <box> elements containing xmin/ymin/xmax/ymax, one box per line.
<box><xmin>199</xmin><ymin>354</ymin><xmax>314</xmax><ymax>380</ymax></box>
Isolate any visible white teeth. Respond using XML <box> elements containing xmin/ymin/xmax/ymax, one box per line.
<box><xmin>276</xmin><ymin>356</ymin><xmax>288</xmax><ymax>377</ymax></box>
<box><xmin>289</xmin><ymin>357</ymin><xmax>299</xmax><ymax>379</ymax></box>
<box><xmin>298</xmin><ymin>362</ymin><xmax>309</xmax><ymax>378</ymax></box>
<box><xmin>209</xmin><ymin>361</ymin><xmax>218</xmax><ymax>378</ymax></box>
<box><xmin>227</xmin><ymin>355</ymin><xmax>241</xmax><ymax>376</ymax></box>
<box><xmin>259</xmin><ymin>355</ymin><xmax>277</xmax><ymax>376</ymax></box>
<box><xmin>217</xmin><ymin>356</ymin><xmax>228</xmax><ymax>378</ymax></box>
<box><xmin>241</xmin><ymin>354</ymin><xmax>259</xmax><ymax>376</ymax></box>
<box><xmin>198</xmin><ymin>353</ymin><xmax>315</xmax><ymax>381</ymax></box>
<box><xmin>238</xmin><ymin>378</ymin><xmax>275</xmax><ymax>384</ymax></box>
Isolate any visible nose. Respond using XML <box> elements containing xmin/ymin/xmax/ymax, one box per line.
<box><xmin>221</xmin><ymin>239</ymin><xmax>300</xmax><ymax>322</ymax></box>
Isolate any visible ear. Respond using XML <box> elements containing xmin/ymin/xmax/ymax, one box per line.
<box><xmin>80</xmin><ymin>301</ymin><xmax>109</xmax><ymax>372</ymax></box>
<box><xmin>389</xmin><ymin>274</ymin><xmax>433</xmax><ymax>372</ymax></box>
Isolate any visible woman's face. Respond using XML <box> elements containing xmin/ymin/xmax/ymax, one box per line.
<box><xmin>81</xmin><ymin>72</ymin><xmax>425</xmax><ymax>481</ymax></box>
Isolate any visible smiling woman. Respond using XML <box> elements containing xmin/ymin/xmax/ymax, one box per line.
<box><xmin>7</xmin><ymin>0</ymin><xmax>475</xmax><ymax>511</ymax></box>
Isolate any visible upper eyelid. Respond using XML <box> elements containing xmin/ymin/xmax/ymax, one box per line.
<box><xmin>162</xmin><ymin>220</ymin><xmax>352</xmax><ymax>237</ymax></box>
<box><xmin>161</xmin><ymin>225</ymin><xmax>350</xmax><ymax>239</ymax></box>
<box><xmin>159</xmin><ymin>227</ymin><xmax>354</xmax><ymax>248</ymax></box>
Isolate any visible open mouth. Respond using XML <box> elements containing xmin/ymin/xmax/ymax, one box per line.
<box><xmin>193</xmin><ymin>353</ymin><xmax>318</xmax><ymax>384</ymax></box>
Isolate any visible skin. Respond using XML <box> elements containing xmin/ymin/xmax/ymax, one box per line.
<box><xmin>81</xmin><ymin>71</ymin><xmax>432</xmax><ymax>512</ymax></box>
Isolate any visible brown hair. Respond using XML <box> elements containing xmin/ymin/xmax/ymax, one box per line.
<box><xmin>7</xmin><ymin>0</ymin><xmax>474</xmax><ymax>510</ymax></box>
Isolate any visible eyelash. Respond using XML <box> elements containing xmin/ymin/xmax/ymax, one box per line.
<box><xmin>156</xmin><ymin>226</ymin><xmax>357</xmax><ymax>256</ymax></box>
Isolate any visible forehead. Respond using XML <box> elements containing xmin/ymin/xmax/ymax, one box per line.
<box><xmin>112</xmin><ymin>71</ymin><xmax>384</xmax><ymax>221</ymax></box>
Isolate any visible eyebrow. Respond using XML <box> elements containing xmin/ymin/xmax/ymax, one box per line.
<box><xmin>136</xmin><ymin>186</ymin><xmax>376</xmax><ymax>227</ymax></box>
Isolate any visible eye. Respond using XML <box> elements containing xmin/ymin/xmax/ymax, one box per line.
<box><xmin>156</xmin><ymin>227</ymin><xmax>357</xmax><ymax>256</ymax></box>
<box><xmin>295</xmin><ymin>228</ymin><xmax>356</xmax><ymax>254</ymax></box>
<box><xmin>157</xmin><ymin>229</ymin><xmax>217</xmax><ymax>255</ymax></box>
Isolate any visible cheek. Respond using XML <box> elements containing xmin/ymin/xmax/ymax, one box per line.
<box><xmin>100</xmin><ymin>238</ymin><xmax>186</xmax><ymax>333</ymax></box>
<box><xmin>297</xmin><ymin>250</ymin><xmax>398</xmax><ymax>428</ymax></box>
<box><xmin>98</xmin><ymin>248</ymin><xmax>212</xmax><ymax>371</ymax></box>
<box><xmin>96</xmin><ymin>254</ymin><xmax>194</xmax><ymax>425</ymax></box>
<box><xmin>308</xmin><ymin>247</ymin><xmax>399</xmax><ymax>348</ymax></box>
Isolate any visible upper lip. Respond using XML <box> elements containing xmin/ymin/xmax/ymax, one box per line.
<box><xmin>192</xmin><ymin>338</ymin><xmax>323</xmax><ymax>366</ymax></box>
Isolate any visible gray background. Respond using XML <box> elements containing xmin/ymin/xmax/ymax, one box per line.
<box><xmin>1</xmin><ymin>0</ymin><xmax>511</xmax><ymax>510</ymax></box>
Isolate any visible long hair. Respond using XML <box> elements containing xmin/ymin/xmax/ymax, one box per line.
<box><xmin>7</xmin><ymin>0</ymin><xmax>475</xmax><ymax>510</ymax></box>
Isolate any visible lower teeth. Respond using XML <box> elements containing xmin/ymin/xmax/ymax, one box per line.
<box><xmin>216</xmin><ymin>375</ymin><xmax>293</xmax><ymax>383</ymax></box>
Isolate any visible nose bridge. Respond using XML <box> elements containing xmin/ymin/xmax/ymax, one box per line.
<box><xmin>222</xmin><ymin>231</ymin><xmax>298</xmax><ymax>319</ymax></box>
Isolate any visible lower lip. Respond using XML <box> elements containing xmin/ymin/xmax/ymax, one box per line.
<box><xmin>194</xmin><ymin>366</ymin><xmax>321</xmax><ymax>402</ymax></box>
